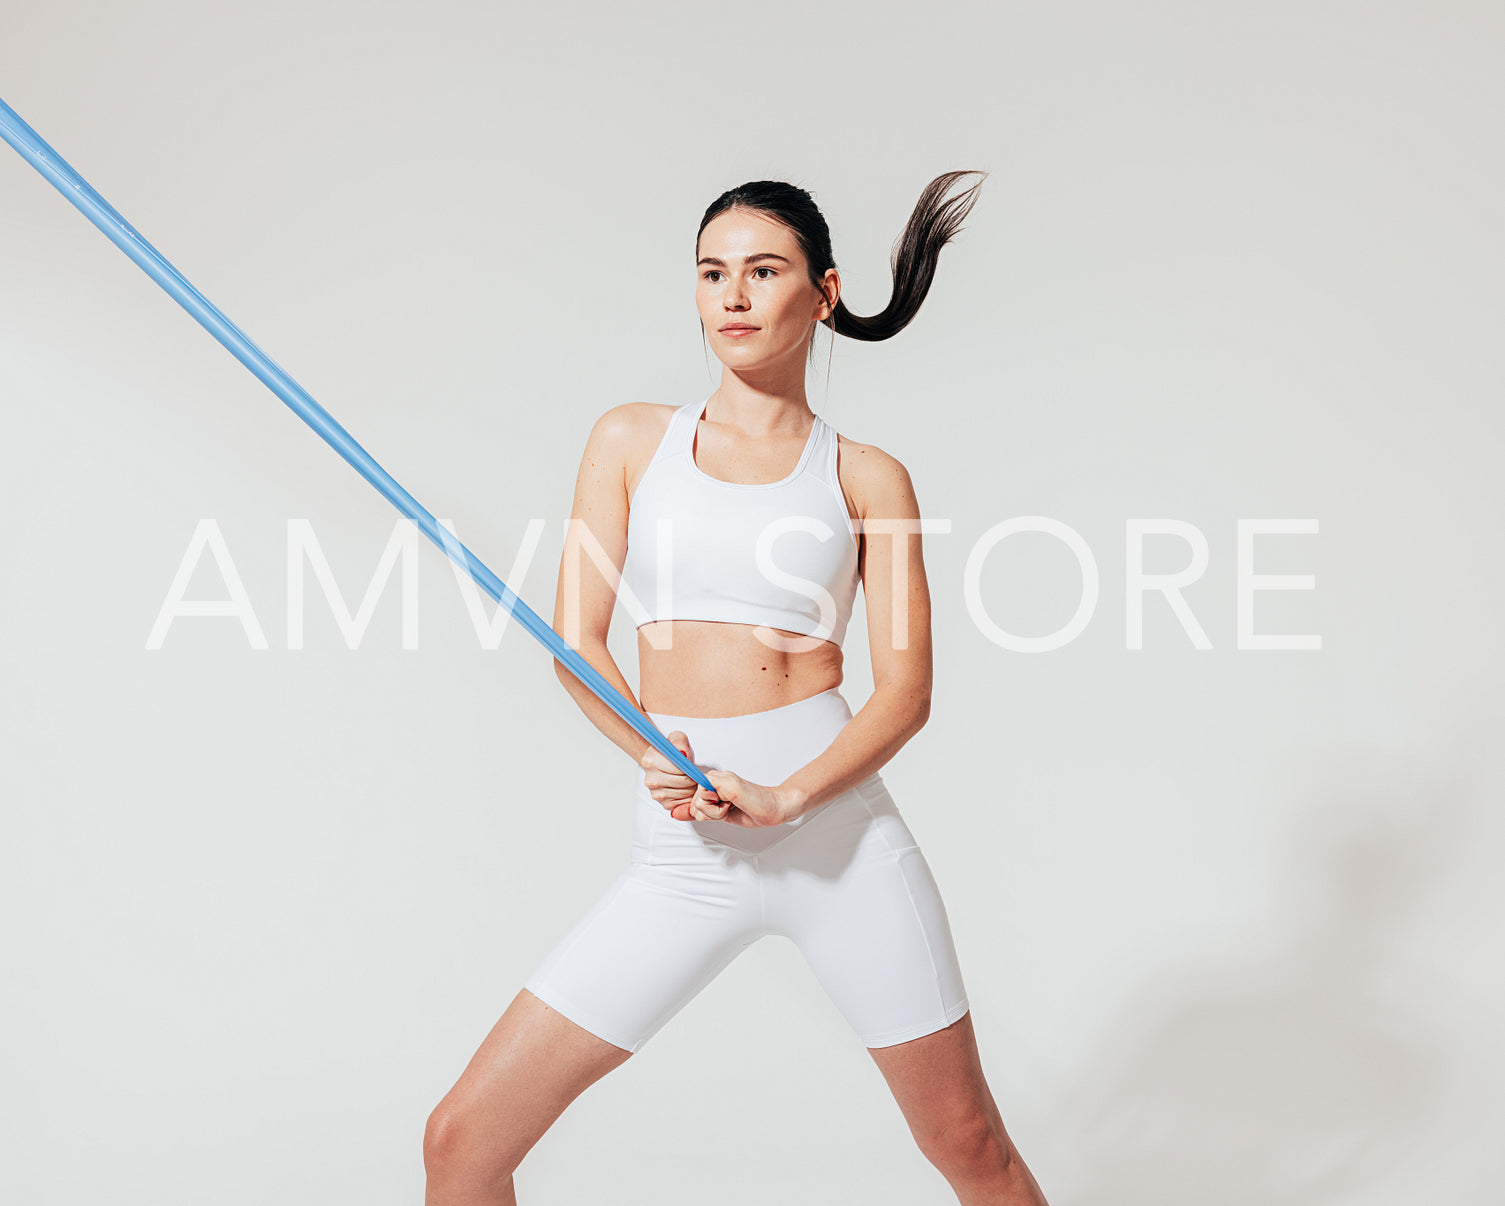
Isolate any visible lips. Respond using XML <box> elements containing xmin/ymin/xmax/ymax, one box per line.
<box><xmin>720</xmin><ymin>325</ymin><xmax>758</xmax><ymax>333</ymax></box>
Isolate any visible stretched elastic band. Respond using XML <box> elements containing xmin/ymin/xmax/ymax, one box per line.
<box><xmin>0</xmin><ymin>93</ymin><xmax>715</xmax><ymax>794</ymax></box>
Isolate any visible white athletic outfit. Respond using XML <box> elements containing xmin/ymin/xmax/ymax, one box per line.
<box><xmin>522</xmin><ymin>395</ymin><xmax>970</xmax><ymax>1052</ymax></box>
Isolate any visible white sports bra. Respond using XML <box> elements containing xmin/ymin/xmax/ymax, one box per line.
<box><xmin>625</xmin><ymin>394</ymin><xmax>861</xmax><ymax>647</ymax></box>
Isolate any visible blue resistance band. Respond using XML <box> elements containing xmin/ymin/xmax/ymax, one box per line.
<box><xmin>0</xmin><ymin>94</ymin><xmax>717</xmax><ymax>796</ymax></box>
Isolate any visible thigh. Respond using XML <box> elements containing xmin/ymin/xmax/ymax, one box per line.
<box><xmin>865</xmin><ymin>1009</ymin><xmax>1004</xmax><ymax>1147</ymax></box>
<box><xmin>523</xmin><ymin>853</ymin><xmax>763</xmax><ymax>1054</ymax></box>
<box><xmin>770</xmin><ymin>785</ymin><xmax>971</xmax><ymax>1048</ymax></box>
<box><xmin>427</xmin><ymin>987</ymin><xmax>632</xmax><ymax>1176</ymax></box>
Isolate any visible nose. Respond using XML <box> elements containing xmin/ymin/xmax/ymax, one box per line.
<box><xmin>723</xmin><ymin>276</ymin><xmax>750</xmax><ymax>310</ymax></box>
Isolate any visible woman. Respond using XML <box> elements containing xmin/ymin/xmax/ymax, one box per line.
<box><xmin>424</xmin><ymin>172</ymin><xmax>1050</xmax><ymax>1205</ymax></box>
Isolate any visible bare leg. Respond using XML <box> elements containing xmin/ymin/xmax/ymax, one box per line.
<box><xmin>867</xmin><ymin>1011</ymin><xmax>1050</xmax><ymax>1205</ymax></box>
<box><xmin>423</xmin><ymin>988</ymin><xmax>633</xmax><ymax>1205</ymax></box>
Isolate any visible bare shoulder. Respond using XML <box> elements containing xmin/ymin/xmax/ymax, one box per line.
<box><xmin>835</xmin><ymin>431</ymin><xmax>919</xmax><ymax>524</ymax></box>
<box><xmin>585</xmin><ymin>402</ymin><xmax>677</xmax><ymax>502</ymax></box>
<box><xmin>586</xmin><ymin>401</ymin><xmax>673</xmax><ymax>449</ymax></box>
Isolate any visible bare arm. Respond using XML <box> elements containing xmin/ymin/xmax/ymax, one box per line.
<box><xmin>778</xmin><ymin>446</ymin><xmax>934</xmax><ymax>817</ymax></box>
<box><xmin>551</xmin><ymin>403</ymin><xmax>653</xmax><ymax>763</ymax></box>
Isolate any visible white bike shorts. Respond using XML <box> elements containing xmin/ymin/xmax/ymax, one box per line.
<box><xmin>522</xmin><ymin>686</ymin><xmax>970</xmax><ymax>1053</ymax></box>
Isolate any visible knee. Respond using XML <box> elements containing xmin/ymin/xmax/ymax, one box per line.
<box><xmin>423</xmin><ymin>1102</ymin><xmax>463</xmax><ymax>1177</ymax></box>
<box><xmin>918</xmin><ymin>1109</ymin><xmax>1010</xmax><ymax>1178</ymax></box>
<box><xmin>424</xmin><ymin>1100</ymin><xmax>516</xmax><ymax>1188</ymax></box>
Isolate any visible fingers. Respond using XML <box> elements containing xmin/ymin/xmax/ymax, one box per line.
<box><xmin>639</xmin><ymin>730</ymin><xmax>694</xmax><ymax>773</ymax></box>
<box><xmin>664</xmin><ymin>767</ymin><xmax>723</xmax><ymax>818</ymax></box>
<box><xmin>694</xmin><ymin>793</ymin><xmax>730</xmax><ymax>821</ymax></box>
<box><xmin>644</xmin><ymin>731</ymin><xmax>711</xmax><ymax>812</ymax></box>
<box><xmin>669</xmin><ymin>789</ymin><xmax>730</xmax><ymax>823</ymax></box>
<box><xmin>681</xmin><ymin>802</ymin><xmax>730</xmax><ymax>823</ymax></box>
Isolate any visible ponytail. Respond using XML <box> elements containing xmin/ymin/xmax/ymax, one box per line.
<box><xmin>829</xmin><ymin>170</ymin><xmax>987</xmax><ymax>342</ymax></box>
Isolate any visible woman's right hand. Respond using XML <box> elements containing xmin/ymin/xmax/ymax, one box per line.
<box><xmin>640</xmin><ymin>732</ymin><xmax>729</xmax><ymax>823</ymax></box>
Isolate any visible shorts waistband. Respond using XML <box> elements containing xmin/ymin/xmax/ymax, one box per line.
<box><xmin>645</xmin><ymin>685</ymin><xmax>850</xmax><ymax>732</ymax></box>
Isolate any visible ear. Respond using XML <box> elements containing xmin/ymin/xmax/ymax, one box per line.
<box><xmin>818</xmin><ymin>268</ymin><xmax>841</xmax><ymax>320</ymax></box>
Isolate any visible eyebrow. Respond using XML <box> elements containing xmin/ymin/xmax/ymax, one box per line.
<box><xmin>696</xmin><ymin>253</ymin><xmax>792</xmax><ymax>267</ymax></box>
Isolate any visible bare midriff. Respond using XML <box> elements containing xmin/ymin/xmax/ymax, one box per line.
<box><xmin>637</xmin><ymin>621</ymin><xmax>845</xmax><ymax>719</ymax></box>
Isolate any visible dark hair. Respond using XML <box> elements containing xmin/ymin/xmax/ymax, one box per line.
<box><xmin>695</xmin><ymin>170</ymin><xmax>987</xmax><ymax>344</ymax></box>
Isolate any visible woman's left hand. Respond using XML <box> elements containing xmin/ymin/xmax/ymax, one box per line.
<box><xmin>669</xmin><ymin>769</ymin><xmax>800</xmax><ymax>828</ymax></box>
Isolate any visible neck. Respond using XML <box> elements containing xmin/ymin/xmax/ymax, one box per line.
<box><xmin>708</xmin><ymin>377</ymin><xmax>812</xmax><ymax>438</ymax></box>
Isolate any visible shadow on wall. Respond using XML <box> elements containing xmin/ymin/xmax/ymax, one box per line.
<box><xmin>1048</xmin><ymin>745</ymin><xmax>1477</xmax><ymax>1205</ymax></box>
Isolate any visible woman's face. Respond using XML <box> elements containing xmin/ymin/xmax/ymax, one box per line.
<box><xmin>695</xmin><ymin>208</ymin><xmax>837</xmax><ymax>371</ymax></box>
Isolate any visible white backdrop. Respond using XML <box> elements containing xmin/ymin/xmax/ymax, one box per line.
<box><xmin>2</xmin><ymin>2</ymin><xmax>1500</xmax><ymax>1203</ymax></box>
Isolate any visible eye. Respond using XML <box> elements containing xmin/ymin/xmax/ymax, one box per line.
<box><xmin>702</xmin><ymin>270</ymin><xmax>722</xmax><ymax>282</ymax></box>
<box><xmin>754</xmin><ymin>266</ymin><xmax>776</xmax><ymax>279</ymax></box>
